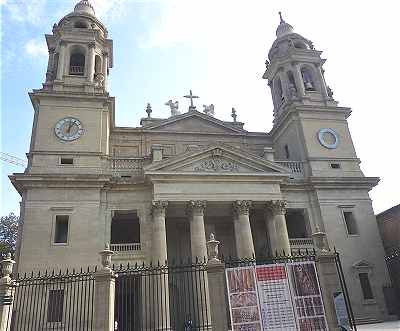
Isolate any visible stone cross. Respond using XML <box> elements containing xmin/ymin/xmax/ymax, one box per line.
<box><xmin>184</xmin><ymin>90</ymin><xmax>199</xmax><ymax>111</ymax></box>
<box><xmin>146</xmin><ymin>103</ymin><xmax>152</xmax><ymax>118</ymax></box>
<box><xmin>231</xmin><ymin>108</ymin><xmax>237</xmax><ymax>122</ymax></box>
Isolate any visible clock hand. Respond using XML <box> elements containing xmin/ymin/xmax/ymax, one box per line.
<box><xmin>67</xmin><ymin>122</ymin><xmax>73</xmax><ymax>133</ymax></box>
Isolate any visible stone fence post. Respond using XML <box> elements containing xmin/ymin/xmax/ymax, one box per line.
<box><xmin>94</xmin><ymin>244</ymin><xmax>116</xmax><ymax>331</ymax></box>
<box><xmin>0</xmin><ymin>254</ymin><xmax>15</xmax><ymax>331</ymax></box>
<box><xmin>206</xmin><ymin>234</ymin><xmax>229</xmax><ymax>331</ymax></box>
<box><xmin>312</xmin><ymin>229</ymin><xmax>340</xmax><ymax>331</ymax></box>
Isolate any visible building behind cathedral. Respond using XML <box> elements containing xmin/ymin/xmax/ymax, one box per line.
<box><xmin>10</xmin><ymin>0</ymin><xmax>392</xmax><ymax>323</ymax></box>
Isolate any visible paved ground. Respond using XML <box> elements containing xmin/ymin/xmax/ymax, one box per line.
<box><xmin>357</xmin><ymin>320</ymin><xmax>400</xmax><ymax>330</ymax></box>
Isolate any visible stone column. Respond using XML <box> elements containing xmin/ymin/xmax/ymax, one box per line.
<box><xmin>102</xmin><ymin>51</ymin><xmax>109</xmax><ymax>89</ymax></box>
<box><xmin>94</xmin><ymin>245</ymin><xmax>115</xmax><ymax>331</ymax></box>
<box><xmin>186</xmin><ymin>201</ymin><xmax>212</xmax><ymax>329</ymax></box>
<box><xmin>151</xmin><ymin>200</ymin><xmax>168</xmax><ymax>263</ymax></box>
<box><xmin>264</xmin><ymin>208</ymin><xmax>277</xmax><ymax>255</ymax></box>
<box><xmin>294</xmin><ymin>63</ymin><xmax>306</xmax><ymax>97</ymax></box>
<box><xmin>56</xmin><ymin>41</ymin><xmax>66</xmax><ymax>80</ymax></box>
<box><xmin>315</xmin><ymin>64</ymin><xmax>329</xmax><ymax>98</ymax></box>
<box><xmin>233</xmin><ymin>200</ymin><xmax>254</xmax><ymax>258</ymax></box>
<box><xmin>186</xmin><ymin>200</ymin><xmax>208</xmax><ymax>260</ymax></box>
<box><xmin>87</xmin><ymin>42</ymin><xmax>96</xmax><ymax>83</ymax></box>
<box><xmin>45</xmin><ymin>47</ymin><xmax>55</xmax><ymax>83</ymax></box>
<box><xmin>151</xmin><ymin>200</ymin><xmax>170</xmax><ymax>330</ymax></box>
<box><xmin>266</xmin><ymin>200</ymin><xmax>291</xmax><ymax>255</ymax></box>
<box><xmin>0</xmin><ymin>254</ymin><xmax>15</xmax><ymax>331</ymax></box>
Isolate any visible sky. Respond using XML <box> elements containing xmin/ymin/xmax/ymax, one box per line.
<box><xmin>1</xmin><ymin>0</ymin><xmax>399</xmax><ymax>216</ymax></box>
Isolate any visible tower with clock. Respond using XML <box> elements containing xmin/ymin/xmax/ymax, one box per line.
<box><xmin>9</xmin><ymin>3</ymin><xmax>391</xmax><ymax>324</ymax></box>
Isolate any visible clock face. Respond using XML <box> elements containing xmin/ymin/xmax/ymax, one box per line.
<box><xmin>318</xmin><ymin>128</ymin><xmax>339</xmax><ymax>149</ymax></box>
<box><xmin>55</xmin><ymin>117</ymin><xmax>84</xmax><ymax>141</ymax></box>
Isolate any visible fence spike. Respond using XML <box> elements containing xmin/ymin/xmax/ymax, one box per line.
<box><xmin>95</xmin><ymin>265</ymin><xmax>98</xmax><ymax>272</ymax></box>
<box><xmin>312</xmin><ymin>247</ymin><xmax>316</xmax><ymax>255</ymax></box>
<box><xmin>135</xmin><ymin>262</ymin><xmax>138</xmax><ymax>268</ymax></box>
<box><xmin>127</xmin><ymin>262</ymin><xmax>130</xmax><ymax>269</ymax></box>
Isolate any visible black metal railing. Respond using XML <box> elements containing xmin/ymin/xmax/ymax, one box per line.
<box><xmin>113</xmin><ymin>258</ymin><xmax>211</xmax><ymax>331</ymax></box>
<box><xmin>7</xmin><ymin>267</ymin><xmax>96</xmax><ymax>331</ymax></box>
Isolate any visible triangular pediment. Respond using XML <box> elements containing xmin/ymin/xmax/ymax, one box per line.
<box><xmin>143</xmin><ymin>111</ymin><xmax>245</xmax><ymax>134</ymax></box>
<box><xmin>145</xmin><ymin>145</ymin><xmax>290</xmax><ymax>175</ymax></box>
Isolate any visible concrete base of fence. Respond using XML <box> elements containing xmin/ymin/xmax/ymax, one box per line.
<box><xmin>94</xmin><ymin>268</ymin><xmax>116</xmax><ymax>331</ymax></box>
<box><xmin>315</xmin><ymin>252</ymin><xmax>341</xmax><ymax>331</ymax></box>
<box><xmin>0</xmin><ymin>276</ymin><xmax>13</xmax><ymax>331</ymax></box>
<box><xmin>207</xmin><ymin>260</ymin><xmax>229</xmax><ymax>331</ymax></box>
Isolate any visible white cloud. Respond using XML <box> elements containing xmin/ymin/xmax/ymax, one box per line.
<box><xmin>1</xmin><ymin>0</ymin><xmax>47</xmax><ymax>25</ymax></box>
<box><xmin>24</xmin><ymin>38</ymin><xmax>48</xmax><ymax>57</ymax></box>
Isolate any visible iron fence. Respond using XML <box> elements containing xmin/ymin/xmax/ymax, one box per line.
<box><xmin>7</xmin><ymin>267</ymin><xmax>96</xmax><ymax>331</ymax></box>
<box><xmin>114</xmin><ymin>258</ymin><xmax>211</xmax><ymax>331</ymax></box>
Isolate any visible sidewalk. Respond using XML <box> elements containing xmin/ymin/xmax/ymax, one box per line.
<box><xmin>357</xmin><ymin>320</ymin><xmax>400</xmax><ymax>330</ymax></box>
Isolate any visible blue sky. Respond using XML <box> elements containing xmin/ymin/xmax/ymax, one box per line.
<box><xmin>1</xmin><ymin>0</ymin><xmax>399</xmax><ymax>216</ymax></box>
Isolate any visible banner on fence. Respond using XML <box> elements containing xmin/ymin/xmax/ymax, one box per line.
<box><xmin>226</xmin><ymin>266</ymin><xmax>263</xmax><ymax>331</ymax></box>
<box><xmin>333</xmin><ymin>291</ymin><xmax>351</xmax><ymax>331</ymax></box>
<box><xmin>226</xmin><ymin>261</ymin><xmax>328</xmax><ymax>331</ymax></box>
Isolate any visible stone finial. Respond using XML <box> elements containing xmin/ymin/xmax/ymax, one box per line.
<box><xmin>312</xmin><ymin>225</ymin><xmax>330</xmax><ymax>253</ymax></box>
<box><xmin>231</xmin><ymin>108</ymin><xmax>237</xmax><ymax>122</ymax></box>
<box><xmin>146</xmin><ymin>103</ymin><xmax>152</xmax><ymax>118</ymax></box>
<box><xmin>99</xmin><ymin>243</ymin><xmax>114</xmax><ymax>269</ymax></box>
<box><xmin>207</xmin><ymin>233</ymin><xmax>220</xmax><ymax>263</ymax></box>
<box><xmin>1</xmin><ymin>253</ymin><xmax>15</xmax><ymax>279</ymax></box>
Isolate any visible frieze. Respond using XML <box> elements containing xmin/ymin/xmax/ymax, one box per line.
<box><xmin>194</xmin><ymin>155</ymin><xmax>239</xmax><ymax>172</ymax></box>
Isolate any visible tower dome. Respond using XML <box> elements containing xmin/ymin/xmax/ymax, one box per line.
<box><xmin>74</xmin><ymin>0</ymin><xmax>95</xmax><ymax>16</ymax></box>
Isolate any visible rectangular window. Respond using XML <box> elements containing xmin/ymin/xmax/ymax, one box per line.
<box><xmin>47</xmin><ymin>289</ymin><xmax>64</xmax><ymax>322</ymax></box>
<box><xmin>359</xmin><ymin>273</ymin><xmax>374</xmax><ymax>300</ymax></box>
<box><xmin>343</xmin><ymin>211</ymin><xmax>358</xmax><ymax>235</ymax></box>
<box><xmin>60</xmin><ymin>157</ymin><xmax>73</xmax><ymax>165</ymax></box>
<box><xmin>330</xmin><ymin>163</ymin><xmax>341</xmax><ymax>169</ymax></box>
<box><xmin>54</xmin><ymin>215</ymin><xmax>69</xmax><ymax>244</ymax></box>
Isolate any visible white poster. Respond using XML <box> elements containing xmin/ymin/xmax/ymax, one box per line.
<box><xmin>256</xmin><ymin>264</ymin><xmax>297</xmax><ymax>331</ymax></box>
<box><xmin>226</xmin><ymin>266</ymin><xmax>263</xmax><ymax>331</ymax></box>
<box><xmin>287</xmin><ymin>261</ymin><xmax>328</xmax><ymax>331</ymax></box>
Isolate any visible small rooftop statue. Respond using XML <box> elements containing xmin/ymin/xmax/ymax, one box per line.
<box><xmin>203</xmin><ymin>104</ymin><xmax>215</xmax><ymax>117</ymax></box>
<box><xmin>165</xmin><ymin>100</ymin><xmax>180</xmax><ymax>116</ymax></box>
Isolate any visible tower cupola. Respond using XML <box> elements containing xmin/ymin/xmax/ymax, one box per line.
<box><xmin>42</xmin><ymin>0</ymin><xmax>113</xmax><ymax>94</ymax></box>
<box><xmin>263</xmin><ymin>13</ymin><xmax>337</xmax><ymax>124</ymax></box>
<box><xmin>74</xmin><ymin>0</ymin><xmax>95</xmax><ymax>16</ymax></box>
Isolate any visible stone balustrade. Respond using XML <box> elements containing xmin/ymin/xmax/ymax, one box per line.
<box><xmin>276</xmin><ymin>160</ymin><xmax>304</xmax><ymax>174</ymax></box>
<box><xmin>110</xmin><ymin>243</ymin><xmax>141</xmax><ymax>252</ymax></box>
<box><xmin>289</xmin><ymin>237</ymin><xmax>314</xmax><ymax>250</ymax></box>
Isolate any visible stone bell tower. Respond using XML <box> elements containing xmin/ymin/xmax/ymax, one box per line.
<box><xmin>44</xmin><ymin>0</ymin><xmax>113</xmax><ymax>94</ymax></box>
<box><xmin>27</xmin><ymin>0</ymin><xmax>114</xmax><ymax>174</ymax></box>
<box><xmin>264</xmin><ymin>13</ymin><xmax>363</xmax><ymax>179</ymax></box>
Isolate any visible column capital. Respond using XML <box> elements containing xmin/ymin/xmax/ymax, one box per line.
<box><xmin>233</xmin><ymin>200</ymin><xmax>252</xmax><ymax>216</ymax></box>
<box><xmin>186</xmin><ymin>200</ymin><xmax>207</xmax><ymax>216</ymax></box>
<box><xmin>151</xmin><ymin>200</ymin><xmax>168</xmax><ymax>217</ymax></box>
<box><xmin>265</xmin><ymin>200</ymin><xmax>287</xmax><ymax>216</ymax></box>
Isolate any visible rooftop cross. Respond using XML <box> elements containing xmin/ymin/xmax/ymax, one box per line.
<box><xmin>183</xmin><ymin>90</ymin><xmax>199</xmax><ymax>111</ymax></box>
<box><xmin>279</xmin><ymin>11</ymin><xmax>284</xmax><ymax>23</ymax></box>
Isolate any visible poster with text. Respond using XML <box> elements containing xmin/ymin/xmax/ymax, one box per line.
<box><xmin>256</xmin><ymin>264</ymin><xmax>297</xmax><ymax>331</ymax></box>
<box><xmin>333</xmin><ymin>291</ymin><xmax>351</xmax><ymax>330</ymax></box>
<box><xmin>287</xmin><ymin>262</ymin><xmax>328</xmax><ymax>331</ymax></box>
<box><xmin>226</xmin><ymin>266</ymin><xmax>263</xmax><ymax>331</ymax></box>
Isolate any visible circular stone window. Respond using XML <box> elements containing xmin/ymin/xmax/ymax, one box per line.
<box><xmin>318</xmin><ymin>128</ymin><xmax>339</xmax><ymax>149</ymax></box>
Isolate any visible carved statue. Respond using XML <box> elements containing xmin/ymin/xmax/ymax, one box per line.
<box><xmin>288</xmin><ymin>82</ymin><xmax>297</xmax><ymax>99</ymax></box>
<box><xmin>165</xmin><ymin>100</ymin><xmax>180</xmax><ymax>116</ymax></box>
<box><xmin>203</xmin><ymin>104</ymin><xmax>215</xmax><ymax>116</ymax></box>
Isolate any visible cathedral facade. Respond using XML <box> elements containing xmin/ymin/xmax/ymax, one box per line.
<box><xmin>10</xmin><ymin>1</ymin><xmax>390</xmax><ymax>323</ymax></box>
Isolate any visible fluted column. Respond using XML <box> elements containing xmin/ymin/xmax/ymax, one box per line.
<box><xmin>151</xmin><ymin>200</ymin><xmax>168</xmax><ymax>263</ymax></box>
<box><xmin>266</xmin><ymin>200</ymin><xmax>291</xmax><ymax>255</ymax></box>
<box><xmin>87</xmin><ymin>42</ymin><xmax>96</xmax><ymax>83</ymax></box>
<box><xmin>56</xmin><ymin>41</ymin><xmax>66</xmax><ymax>80</ymax></box>
<box><xmin>264</xmin><ymin>208</ymin><xmax>277</xmax><ymax>255</ymax></box>
<box><xmin>233</xmin><ymin>200</ymin><xmax>254</xmax><ymax>258</ymax></box>
<box><xmin>186</xmin><ymin>200</ymin><xmax>208</xmax><ymax>260</ymax></box>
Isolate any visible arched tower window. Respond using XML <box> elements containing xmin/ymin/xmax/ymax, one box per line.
<box><xmin>74</xmin><ymin>21</ymin><xmax>88</xmax><ymax>28</ymax></box>
<box><xmin>69</xmin><ymin>47</ymin><xmax>85</xmax><ymax>76</ymax></box>
<box><xmin>301</xmin><ymin>67</ymin><xmax>315</xmax><ymax>91</ymax></box>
